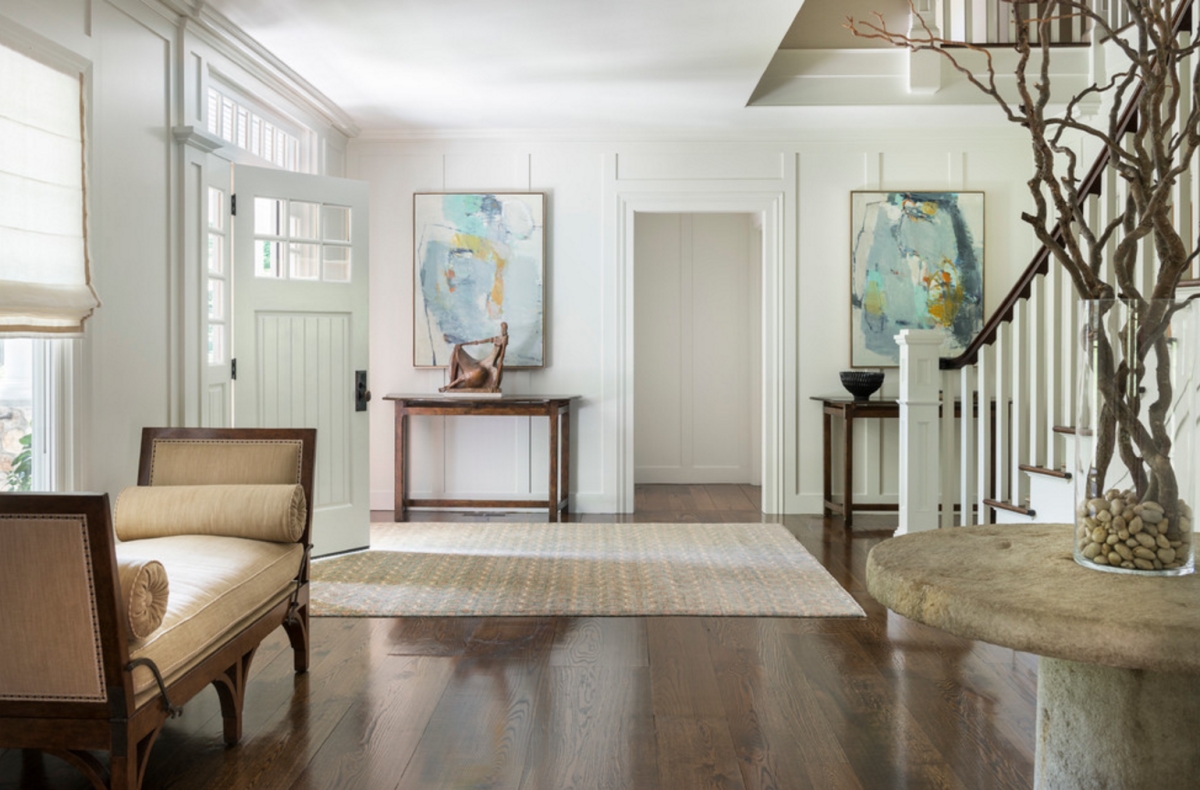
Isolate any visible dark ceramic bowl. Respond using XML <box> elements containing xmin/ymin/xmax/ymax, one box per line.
<box><xmin>839</xmin><ymin>371</ymin><xmax>885</xmax><ymax>401</ymax></box>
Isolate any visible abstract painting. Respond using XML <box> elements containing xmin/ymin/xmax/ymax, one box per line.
<box><xmin>413</xmin><ymin>193</ymin><xmax>545</xmax><ymax>368</ymax></box>
<box><xmin>850</xmin><ymin>191</ymin><xmax>984</xmax><ymax>367</ymax></box>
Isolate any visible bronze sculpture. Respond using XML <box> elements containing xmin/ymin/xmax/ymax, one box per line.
<box><xmin>439</xmin><ymin>322</ymin><xmax>508</xmax><ymax>394</ymax></box>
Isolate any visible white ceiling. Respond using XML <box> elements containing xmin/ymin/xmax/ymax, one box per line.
<box><xmin>204</xmin><ymin>0</ymin><xmax>810</xmax><ymax>133</ymax></box>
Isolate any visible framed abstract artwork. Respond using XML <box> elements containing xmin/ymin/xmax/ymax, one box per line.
<box><xmin>413</xmin><ymin>193</ymin><xmax>545</xmax><ymax>368</ymax></box>
<box><xmin>849</xmin><ymin>191</ymin><xmax>984</xmax><ymax>367</ymax></box>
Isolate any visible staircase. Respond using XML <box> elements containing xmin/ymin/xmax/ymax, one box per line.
<box><xmin>896</xmin><ymin>0</ymin><xmax>1199</xmax><ymax>530</ymax></box>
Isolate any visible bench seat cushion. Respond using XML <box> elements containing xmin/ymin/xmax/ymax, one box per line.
<box><xmin>115</xmin><ymin>535</ymin><xmax>303</xmax><ymax>702</ymax></box>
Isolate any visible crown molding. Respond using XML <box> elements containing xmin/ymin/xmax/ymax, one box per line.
<box><xmin>142</xmin><ymin>0</ymin><xmax>359</xmax><ymax>137</ymax></box>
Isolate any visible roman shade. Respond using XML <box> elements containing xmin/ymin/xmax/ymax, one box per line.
<box><xmin>0</xmin><ymin>42</ymin><xmax>99</xmax><ymax>334</ymax></box>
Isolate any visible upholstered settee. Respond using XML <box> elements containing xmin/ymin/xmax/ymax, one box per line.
<box><xmin>0</xmin><ymin>427</ymin><xmax>316</xmax><ymax>790</ymax></box>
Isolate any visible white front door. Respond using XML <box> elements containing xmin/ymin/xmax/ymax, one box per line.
<box><xmin>232</xmin><ymin>165</ymin><xmax>370</xmax><ymax>556</ymax></box>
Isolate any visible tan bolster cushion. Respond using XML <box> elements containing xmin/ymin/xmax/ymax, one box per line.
<box><xmin>114</xmin><ymin>484</ymin><xmax>306</xmax><ymax>544</ymax></box>
<box><xmin>115</xmin><ymin>558</ymin><xmax>169</xmax><ymax>639</ymax></box>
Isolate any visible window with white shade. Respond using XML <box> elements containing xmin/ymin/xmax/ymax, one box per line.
<box><xmin>0</xmin><ymin>40</ymin><xmax>90</xmax><ymax>491</ymax></box>
<box><xmin>0</xmin><ymin>41</ymin><xmax>99</xmax><ymax>333</ymax></box>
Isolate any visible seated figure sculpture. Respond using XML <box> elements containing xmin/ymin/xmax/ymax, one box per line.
<box><xmin>439</xmin><ymin>322</ymin><xmax>508</xmax><ymax>393</ymax></box>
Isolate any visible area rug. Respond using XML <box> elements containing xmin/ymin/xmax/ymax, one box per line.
<box><xmin>309</xmin><ymin>522</ymin><xmax>864</xmax><ymax>618</ymax></box>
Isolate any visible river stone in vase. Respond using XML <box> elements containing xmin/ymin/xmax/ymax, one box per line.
<box><xmin>1074</xmin><ymin>299</ymin><xmax>1196</xmax><ymax>576</ymax></box>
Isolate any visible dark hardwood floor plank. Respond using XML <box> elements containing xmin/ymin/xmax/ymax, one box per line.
<box><xmin>704</xmin><ymin>618</ymin><xmax>858</xmax><ymax>790</ymax></box>
<box><xmin>383</xmin><ymin>615</ymin><xmax>484</xmax><ymax>656</ymax></box>
<box><xmin>647</xmin><ymin>618</ymin><xmax>727</xmax><ymax>718</ymax></box>
<box><xmin>518</xmin><ymin>665</ymin><xmax>658</xmax><ymax>790</ymax></box>
<box><xmin>655</xmin><ymin>716</ymin><xmax>746</xmax><ymax>790</ymax></box>
<box><xmin>783</xmin><ymin>621</ymin><xmax>968</xmax><ymax>789</ymax></box>
<box><xmin>463</xmin><ymin>618</ymin><xmax>559</xmax><ymax>662</ymax></box>
<box><xmin>548</xmin><ymin>618</ymin><xmax>649</xmax><ymax>668</ymax></box>
<box><xmin>393</xmin><ymin>650</ymin><xmax>548</xmax><ymax>789</ymax></box>
<box><xmin>705</xmin><ymin>484</ymin><xmax>757</xmax><ymax>511</ymax></box>
<box><xmin>287</xmin><ymin>652</ymin><xmax>456</xmax><ymax>790</ymax></box>
<box><xmin>688</xmin><ymin>485</ymin><xmax>717</xmax><ymax>511</ymax></box>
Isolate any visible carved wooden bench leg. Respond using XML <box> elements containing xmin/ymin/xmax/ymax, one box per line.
<box><xmin>284</xmin><ymin>600</ymin><xmax>310</xmax><ymax>673</ymax></box>
<box><xmin>46</xmin><ymin>749</ymin><xmax>108</xmax><ymax>790</ymax></box>
<box><xmin>211</xmin><ymin>648</ymin><xmax>257</xmax><ymax>746</ymax></box>
<box><xmin>108</xmin><ymin>716</ymin><xmax>166</xmax><ymax>790</ymax></box>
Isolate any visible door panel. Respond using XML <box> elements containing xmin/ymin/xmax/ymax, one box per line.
<box><xmin>202</xmin><ymin>156</ymin><xmax>232</xmax><ymax>427</ymax></box>
<box><xmin>233</xmin><ymin>165</ymin><xmax>369</xmax><ymax>556</ymax></box>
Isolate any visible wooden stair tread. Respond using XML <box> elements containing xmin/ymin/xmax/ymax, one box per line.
<box><xmin>1018</xmin><ymin>464</ymin><xmax>1072</xmax><ymax>480</ymax></box>
<box><xmin>983</xmin><ymin>498</ymin><xmax>1037</xmax><ymax>517</ymax></box>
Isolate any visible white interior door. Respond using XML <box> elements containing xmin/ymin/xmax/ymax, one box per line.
<box><xmin>634</xmin><ymin>213</ymin><xmax>761</xmax><ymax>485</ymax></box>
<box><xmin>232</xmin><ymin>165</ymin><xmax>370</xmax><ymax>556</ymax></box>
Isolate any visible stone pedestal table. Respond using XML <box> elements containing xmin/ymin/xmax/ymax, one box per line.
<box><xmin>866</xmin><ymin>524</ymin><xmax>1199</xmax><ymax>790</ymax></box>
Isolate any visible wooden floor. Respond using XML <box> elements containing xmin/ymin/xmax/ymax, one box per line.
<box><xmin>1</xmin><ymin>485</ymin><xmax>1038</xmax><ymax>789</ymax></box>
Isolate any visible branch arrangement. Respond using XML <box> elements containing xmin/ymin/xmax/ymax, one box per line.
<box><xmin>849</xmin><ymin>1</ymin><xmax>1199</xmax><ymax>568</ymax></box>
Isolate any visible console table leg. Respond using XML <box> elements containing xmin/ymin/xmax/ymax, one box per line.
<box><xmin>394</xmin><ymin>404</ymin><xmax>407</xmax><ymax>523</ymax></box>
<box><xmin>842</xmin><ymin>410</ymin><xmax>854</xmax><ymax>528</ymax></box>
<box><xmin>561</xmin><ymin>405</ymin><xmax>570</xmax><ymax>518</ymax></box>
<box><xmin>822</xmin><ymin>410</ymin><xmax>833</xmax><ymax>517</ymax></box>
<box><xmin>548</xmin><ymin>405</ymin><xmax>559</xmax><ymax>522</ymax></box>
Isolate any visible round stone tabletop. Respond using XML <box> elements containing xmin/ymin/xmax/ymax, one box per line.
<box><xmin>866</xmin><ymin>524</ymin><xmax>1200</xmax><ymax>674</ymax></box>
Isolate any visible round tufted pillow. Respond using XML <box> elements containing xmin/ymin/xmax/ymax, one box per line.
<box><xmin>115</xmin><ymin>558</ymin><xmax>169</xmax><ymax>640</ymax></box>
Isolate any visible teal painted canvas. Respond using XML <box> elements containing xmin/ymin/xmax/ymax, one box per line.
<box><xmin>850</xmin><ymin>191</ymin><xmax>984</xmax><ymax>367</ymax></box>
<box><xmin>413</xmin><ymin>193</ymin><xmax>545</xmax><ymax>367</ymax></box>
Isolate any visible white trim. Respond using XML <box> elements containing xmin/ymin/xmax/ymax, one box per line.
<box><xmin>182</xmin><ymin>9</ymin><xmax>359</xmax><ymax>137</ymax></box>
<box><xmin>611</xmin><ymin>189</ymin><xmax>788</xmax><ymax>514</ymax></box>
<box><xmin>173</xmin><ymin>124</ymin><xmax>225</xmax><ymax>152</ymax></box>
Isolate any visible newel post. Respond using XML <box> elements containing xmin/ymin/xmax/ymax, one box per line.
<box><xmin>896</xmin><ymin>329</ymin><xmax>943</xmax><ymax>534</ymax></box>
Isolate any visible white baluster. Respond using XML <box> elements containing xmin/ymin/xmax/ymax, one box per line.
<box><xmin>940</xmin><ymin>367</ymin><xmax>957</xmax><ymax>529</ymax></box>
<box><xmin>960</xmin><ymin>364</ymin><xmax>977</xmax><ymax>525</ymax></box>
<box><xmin>1029</xmin><ymin>275</ymin><xmax>1048</xmax><ymax>471</ymax></box>
<box><xmin>978</xmin><ymin>342</ymin><xmax>994</xmax><ymax>521</ymax></box>
<box><xmin>1046</xmin><ymin>259</ymin><xmax>1064</xmax><ymax>471</ymax></box>
<box><xmin>994</xmin><ymin>322</ymin><xmax>1011</xmax><ymax>504</ymax></box>
<box><xmin>1011</xmin><ymin>299</ymin><xmax>1030</xmax><ymax>511</ymax></box>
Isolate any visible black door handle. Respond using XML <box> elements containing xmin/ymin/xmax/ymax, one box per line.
<box><xmin>355</xmin><ymin>370</ymin><xmax>371</xmax><ymax>412</ymax></box>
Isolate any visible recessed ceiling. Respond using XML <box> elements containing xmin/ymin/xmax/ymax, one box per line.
<box><xmin>204</xmin><ymin>0</ymin><xmax>808</xmax><ymax>133</ymax></box>
<box><xmin>781</xmin><ymin>0</ymin><xmax>911</xmax><ymax>49</ymax></box>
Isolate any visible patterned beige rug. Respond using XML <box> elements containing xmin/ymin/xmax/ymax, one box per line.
<box><xmin>310</xmin><ymin>522</ymin><xmax>864</xmax><ymax>617</ymax></box>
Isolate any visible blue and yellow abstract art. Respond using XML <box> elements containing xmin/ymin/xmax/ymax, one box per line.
<box><xmin>414</xmin><ymin>193</ymin><xmax>545</xmax><ymax>367</ymax></box>
<box><xmin>850</xmin><ymin>191</ymin><xmax>984</xmax><ymax>366</ymax></box>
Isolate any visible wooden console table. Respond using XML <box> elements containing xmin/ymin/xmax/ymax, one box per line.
<box><xmin>814</xmin><ymin>397</ymin><xmax>900</xmax><ymax>528</ymax></box>
<box><xmin>384</xmin><ymin>394</ymin><xmax>579</xmax><ymax>522</ymax></box>
<box><xmin>814</xmin><ymin>396</ymin><xmax>993</xmax><ymax>528</ymax></box>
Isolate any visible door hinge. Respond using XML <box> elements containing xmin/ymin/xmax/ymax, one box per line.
<box><xmin>231</xmin><ymin>194</ymin><xmax>236</xmax><ymax>216</ymax></box>
<box><xmin>231</xmin><ymin>358</ymin><xmax>237</xmax><ymax>380</ymax></box>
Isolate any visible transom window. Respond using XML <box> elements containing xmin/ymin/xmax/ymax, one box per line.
<box><xmin>254</xmin><ymin>198</ymin><xmax>352</xmax><ymax>283</ymax></box>
<box><xmin>206</xmin><ymin>86</ymin><xmax>301</xmax><ymax>172</ymax></box>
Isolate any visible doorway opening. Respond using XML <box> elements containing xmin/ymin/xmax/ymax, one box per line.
<box><xmin>632</xmin><ymin>212</ymin><xmax>763</xmax><ymax>510</ymax></box>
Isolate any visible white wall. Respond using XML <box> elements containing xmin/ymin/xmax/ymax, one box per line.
<box><xmin>351</xmin><ymin>133</ymin><xmax>1033</xmax><ymax>514</ymax></box>
<box><xmin>634</xmin><ymin>213</ymin><xmax>761</xmax><ymax>485</ymax></box>
<box><xmin>1</xmin><ymin>0</ymin><xmax>350</xmax><ymax>497</ymax></box>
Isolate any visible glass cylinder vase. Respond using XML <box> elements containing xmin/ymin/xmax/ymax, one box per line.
<box><xmin>1075</xmin><ymin>299</ymin><xmax>1197</xmax><ymax>575</ymax></box>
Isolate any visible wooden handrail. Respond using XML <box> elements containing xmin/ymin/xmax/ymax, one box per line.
<box><xmin>940</xmin><ymin>0</ymin><xmax>1193</xmax><ymax>371</ymax></box>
